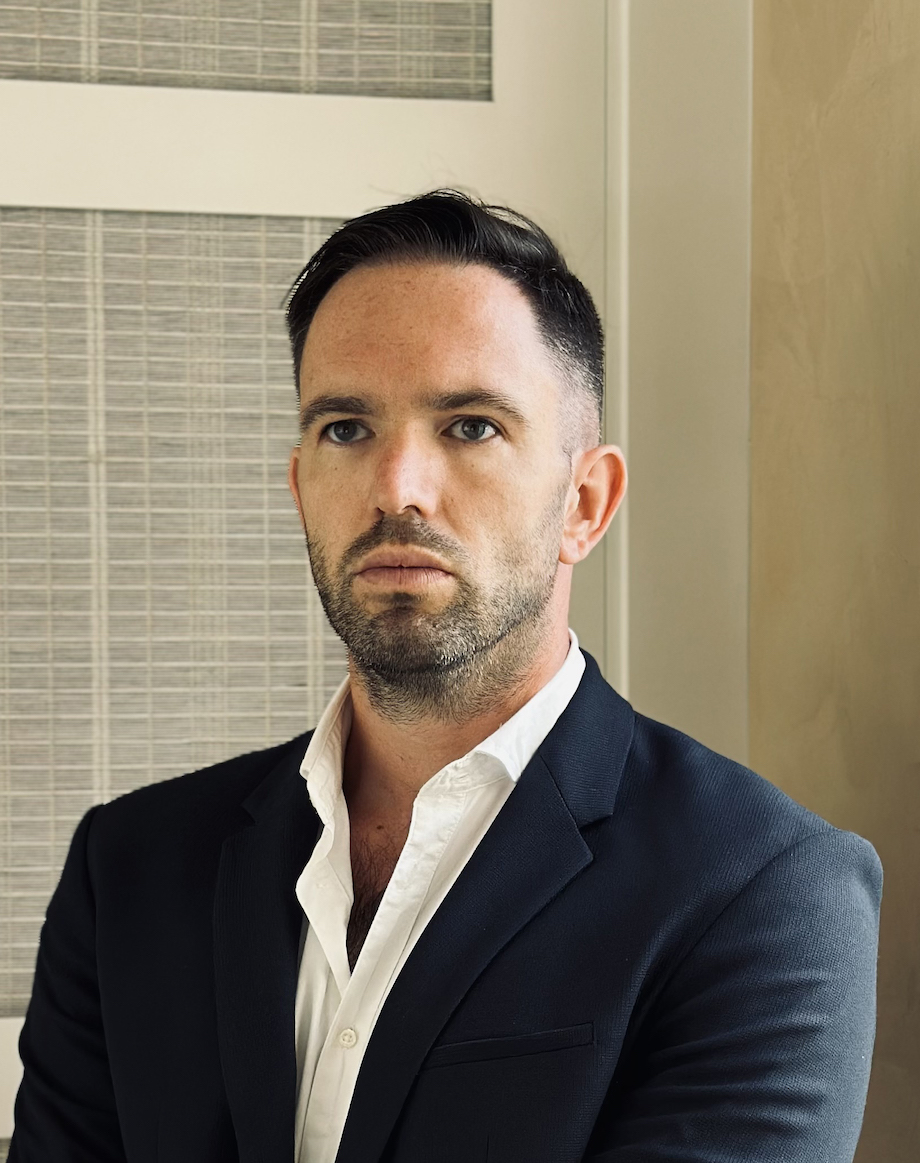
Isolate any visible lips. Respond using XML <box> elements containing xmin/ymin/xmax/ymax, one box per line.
<box><xmin>357</xmin><ymin>565</ymin><xmax>453</xmax><ymax>589</ymax></box>
<box><xmin>357</xmin><ymin>550</ymin><xmax>452</xmax><ymax>573</ymax></box>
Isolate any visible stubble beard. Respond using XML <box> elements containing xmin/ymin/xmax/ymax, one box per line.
<box><xmin>302</xmin><ymin>479</ymin><xmax>569</xmax><ymax>726</ymax></box>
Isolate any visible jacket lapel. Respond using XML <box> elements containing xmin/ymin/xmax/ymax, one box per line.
<box><xmin>335</xmin><ymin>648</ymin><xmax>635</xmax><ymax>1163</ymax></box>
<box><xmin>212</xmin><ymin>739</ymin><xmax>322</xmax><ymax>1163</ymax></box>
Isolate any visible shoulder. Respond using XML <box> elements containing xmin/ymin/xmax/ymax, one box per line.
<box><xmin>618</xmin><ymin>709</ymin><xmax>881</xmax><ymax>900</ymax></box>
<box><xmin>87</xmin><ymin>732</ymin><xmax>313</xmax><ymax>850</ymax></box>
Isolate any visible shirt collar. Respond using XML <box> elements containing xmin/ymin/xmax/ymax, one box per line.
<box><xmin>300</xmin><ymin>628</ymin><xmax>585</xmax><ymax>820</ymax></box>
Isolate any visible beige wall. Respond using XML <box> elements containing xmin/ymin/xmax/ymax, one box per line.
<box><xmin>626</xmin><ymin>0</ymin><xmax>752</xmax><ymax>765</ymax></box>
<box><xmin>750</xmin><ymin>2</ymin><xmax>920</xmax><ymax>1159</ymax></box>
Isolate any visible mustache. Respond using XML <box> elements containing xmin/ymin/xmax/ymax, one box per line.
<box><xmin>348</xmin><ymin>523</ymin><xmax>464</xmax><ymax>573</ymax></box>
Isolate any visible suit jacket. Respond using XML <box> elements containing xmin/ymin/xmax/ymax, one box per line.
<box><xmin>9</xmin><ymin>648</ymin><xmax>882</xmax><ymax>1163</ymax></box>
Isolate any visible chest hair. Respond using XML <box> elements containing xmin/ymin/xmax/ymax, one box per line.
<box><xmin>345</xmin><ymin>819</ymin><xmax>409</xmax><ymax>973</ymax></box>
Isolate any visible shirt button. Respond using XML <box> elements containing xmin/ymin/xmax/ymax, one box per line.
<box><xmin>338</xmin><ymin>1028</ymin><xmax>358</xmax><ymax>1048</ymax></box>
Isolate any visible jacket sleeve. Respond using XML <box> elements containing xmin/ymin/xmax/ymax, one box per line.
<box><xmin>583</xmin><ymin>828</ymin><xmax>883</xmax><ymax>1163</ymax></box>
<box><xmin>8</xmin><ymin>803</ymin><xmax>128</xmax><ymax>1163</ymax></box>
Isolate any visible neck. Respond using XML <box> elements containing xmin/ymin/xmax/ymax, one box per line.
<box><xmin>341</xmin><ymin>624</ymin><xmax>572</xmax><ymax>821</ymax></box>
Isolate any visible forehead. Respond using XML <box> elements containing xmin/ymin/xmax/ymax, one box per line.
<box><xmin>300</xmin><ymin>260</ymin><xmax>557</xmax><ymax>385</ymax></box>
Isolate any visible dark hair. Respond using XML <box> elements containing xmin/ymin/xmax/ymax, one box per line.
<box><xmin>284</xmin><ymin>188</ymin><xmax>604</xmax><ymax>454</ymax></box>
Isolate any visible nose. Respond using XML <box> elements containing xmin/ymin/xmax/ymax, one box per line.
<box><xmin>369</xmin><ymin>429</ymin><xmax>443</xmax><ymax>519</ymax></box>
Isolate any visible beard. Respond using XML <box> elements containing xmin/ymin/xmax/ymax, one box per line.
<box><xmin>302</xmin><ymin>475</ymin><xmax>570</xmax><ymax>726</ymax></box>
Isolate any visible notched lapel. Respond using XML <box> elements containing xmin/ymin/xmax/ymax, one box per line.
<box><xmin>213</xmin><ymin>742</ymin><xmax>321</xmax><ymax>1163</ymax></box>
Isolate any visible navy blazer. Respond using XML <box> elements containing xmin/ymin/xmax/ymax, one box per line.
<box><xmin>9</xmin><ymin>648</ymin><xmax>882</xmax><ymax>1162</ymax></box>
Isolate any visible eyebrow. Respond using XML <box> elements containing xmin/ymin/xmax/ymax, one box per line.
<box><xmin>297</xmin><ymin>389</ymin><xmax>531</xmax><ymax>436</ymax></box>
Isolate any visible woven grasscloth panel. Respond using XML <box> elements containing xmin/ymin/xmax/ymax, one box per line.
<box><xmin>0</xmin><ymin>0</ymin><xmax>491</xmax><ymax>99</ymax></box>
<box><xmin>0</xmin><ymin>206</ymin><xmax>350</xmax><ymax>1016</ymax></box>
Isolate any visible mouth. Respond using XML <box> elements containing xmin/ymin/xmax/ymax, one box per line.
<box><xmin>356</xmin><ymin>566</ymin><xmax>453</xmax><ymax>587</ymax></box>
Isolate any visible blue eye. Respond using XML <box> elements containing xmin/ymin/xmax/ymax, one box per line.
<box><xmin>320</xmin><ymin>417</ymin><xmax>500</xmax><ymax>444</ymax></box>
<box><xmin>323</xmin><ymin>419</ymin><xmax>365</xmax><ymax>444</ymax></box>
<box><xmin>450</xmin><ymin>418</ymin><xmax>499</xmax><ymax>442</ymax></box>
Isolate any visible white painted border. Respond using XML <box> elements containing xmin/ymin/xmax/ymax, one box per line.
<box><xmin>0</xmin><ymin>0</ymin><xmax>605</xmax><ymax>226</ymax></box>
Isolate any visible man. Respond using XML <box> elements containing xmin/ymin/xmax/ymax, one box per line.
<box><xmin>10</xmin><ymin>190</ymin><xmax>881</xmax><ymax>1162</ymax></box>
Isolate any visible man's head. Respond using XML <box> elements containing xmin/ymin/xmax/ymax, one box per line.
<box><xmin>285</xmin><ymin>190</ymin><xmax>626</xmax><ymax>724</ymax></box>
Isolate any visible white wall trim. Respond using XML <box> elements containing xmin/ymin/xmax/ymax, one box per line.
<box><xmin>0</xmin><ymin>0</ymin><xmax>602</xmax><ymax>227</ymax></box>
<box><xmin>605</xmin><ymin>0</ymin><xmax>631</xmax><ymax>699</ymax></box>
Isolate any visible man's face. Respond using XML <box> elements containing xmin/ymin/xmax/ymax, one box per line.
<box><xmin>288</xmin><ymin>260</ymin><xmax>580</xmax><ymax>723</ymax></box>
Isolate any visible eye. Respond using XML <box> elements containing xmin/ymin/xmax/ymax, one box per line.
<box><xmin>448</xmin><ymin>417</ymin><xmax>500</xmax><ymax>442</ymax></box>
<box><xmin>321</xmin><ymin>419</ymin><xmax>367</xmax><ymax>444</ymax></box>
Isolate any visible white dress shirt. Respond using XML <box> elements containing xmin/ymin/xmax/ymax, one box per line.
<box><xmin>293</xmin><ymin>627</ymin><xmax>586</xmax><ymax>1163</ymax></box>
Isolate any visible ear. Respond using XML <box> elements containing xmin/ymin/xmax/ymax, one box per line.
<box><xmin>559</xmin><ymin>445</ymin><xmax>627</xmax><ymax>565</ymax></box>
<box><xmin>288</xmin><ymin>446</ymin><xmax>307</xmax><ymax>530</ymax></box>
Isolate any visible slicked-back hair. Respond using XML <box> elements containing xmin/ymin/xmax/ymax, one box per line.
<box><xmin>284</xmin><ymin>189</ymin><xmax>605</xmax><ymax>457</ymax></box>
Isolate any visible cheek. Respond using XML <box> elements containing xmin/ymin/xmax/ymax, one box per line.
<box><xmin>295</xmin><ymin>472</ymin><xmax>333</xmax><ymax>531</ymax></box>
<box><xmin>300</xmin><ymin>461</ymin><xmax>352</xmax><ymax>508</ymax></box>
<box><xmin>460</xmin><ymin>474</ymin><xmax>548</xmax><ymax>540</ymax></box>
<box><xmin>450</xmin><ymin>491</ymin><xmax>515</xmax><ymax>545</ymax></box>
<box><xmin>485</xmin><ymin>476</ymin><xmax>542</xmax><ymax>522</ymax></box>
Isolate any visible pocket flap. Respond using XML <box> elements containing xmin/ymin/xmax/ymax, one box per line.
<box><xmin>423</xmin><ymin>1021</ymin><xmax>594</xmax><ymax>1068</ymax></box>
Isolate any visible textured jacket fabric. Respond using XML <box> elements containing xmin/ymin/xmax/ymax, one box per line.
<box><xmin>9</xmin><ymin>648</ymin><xmax>882</xmax><ymax>1162</ymax></box>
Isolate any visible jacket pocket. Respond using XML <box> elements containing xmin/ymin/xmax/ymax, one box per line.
<box><xmin>423</xmin><ymin>1021</ymin><xmax>594</xmax><ymax>1069</ymax></box>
